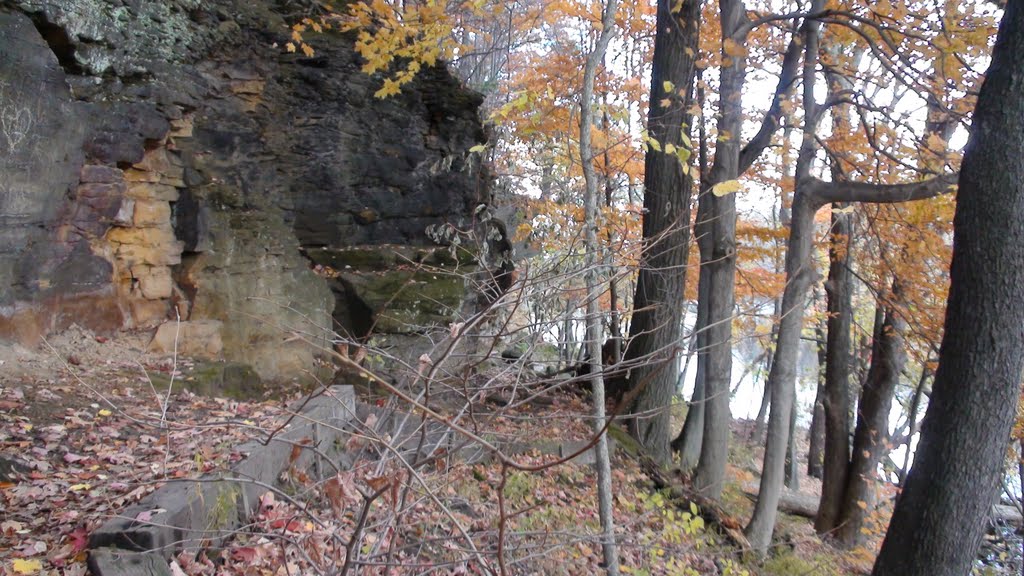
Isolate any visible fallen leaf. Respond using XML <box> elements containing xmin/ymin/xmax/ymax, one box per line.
<box><xmin>12</xmin><ymin>558</ymin><xmax>42</xmax><ymax>574</ymax></box>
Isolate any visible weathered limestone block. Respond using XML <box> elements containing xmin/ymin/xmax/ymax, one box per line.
<box><xmin>80</xmin><ymin>165</ymin><xmax>124</xmax><ymax>184</ymax></box>
<box><xmin>126</xmin><ymin>181</ymin><xmax>180</xmax><ymax>202</ymax></box>
<box><xmin>115</xmin><ymin>241</ymin><xmax>184</xmax><ymax>267</ymax></box>
<box><xmin>131</xmin><ymin>148</ymin><xmax>185</xmax><ymax>185</ymax></box>
<box><xmin>132</xmin><ymin>200</ymin><xmax>171</xmax><ymax>228</ymax></box>
<box><xmin>106</xmin><ymin>225</ymin><xmax>178</xmax><ymax>247</ymax></box>
<box><xmin>129</xmin><ymin>298</ymin><xmax>169</xmax><ymax>329</ymax></box>
<box><xmin>112</xmin><ymin>199</ymin><xmax>135</xmax><ymax>227</ymax></box>
<box><xmin>134</xmin><ymin>265</ymin><xmax>173</xmax><ymax>300</ymax></box>
<box><xmin>149</xmin><ymin>320</ymin><xmax>224</xmax><ymax>358</ymax></box>
<box><xmin>180</xmin><ymin>210</ymin><xmax>333</xmax><ymax>379</ymax></box>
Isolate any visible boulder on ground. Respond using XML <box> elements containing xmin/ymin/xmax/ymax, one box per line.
<box><xmin>148</xmin><ymin>320</ymin><xmax>223</xmax><ymax>358</ymax></box>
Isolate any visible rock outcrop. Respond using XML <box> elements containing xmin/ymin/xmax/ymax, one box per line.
<box><xmin>0</xmin><ymin>0</ymin><xmax>492</xmax><ymax>379</ymax></box>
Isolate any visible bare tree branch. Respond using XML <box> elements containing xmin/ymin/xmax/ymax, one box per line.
<box><xmin>804</xmin><ymin>173</ymin><xmax>958</xmax><ymax>206</ymax></box>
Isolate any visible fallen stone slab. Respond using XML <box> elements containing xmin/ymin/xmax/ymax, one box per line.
<box><xmin>88</xmin><ymin>386</ymin><xmax>356</xmax><ymax>572</ymax></box>
<box><xmin>88</xmin><ymin>549</ymin><xmax>174</xmax><ymax>576</ymax></box>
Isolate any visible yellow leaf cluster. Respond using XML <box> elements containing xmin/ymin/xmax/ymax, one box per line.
<box><xmin>340</xmin><ymin>0</ymin><xmax>456</xmax><ymax>98</ymax></box>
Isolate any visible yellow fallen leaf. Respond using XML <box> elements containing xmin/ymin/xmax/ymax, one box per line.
<box><xmin>69</xmin><ymin>483</ymin><xmax>91</xmax><ymax>492</ymax></box>
<box><xmin>98</xmin><ymin>409</ymin><xmax>112</xmax><ymax>417</ymax></box>
<box><xmin>12</xmin><ymin>559</ymin><xmax>42</xmax><ymax>574</ymax></box>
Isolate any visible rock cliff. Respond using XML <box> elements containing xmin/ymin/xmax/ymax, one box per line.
<box><xmin>0</xmin><ymin>0</ymin><xmax>495</xmax><ymax>379</ymax></box>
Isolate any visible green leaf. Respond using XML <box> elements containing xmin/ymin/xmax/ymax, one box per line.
<box><xmin>469</xmin><ymin>144</ymin><xmax>487</xmax><ymax>153</ymax></box>
<box><xmin>662</xmin><ymin>80</ymin><xmax>675</xmax><ymax>94</ymax></box>
<box><xmin>676</xmin><ymin>146</ymin><xmax>692</xmax><ymax>166</ymax></box>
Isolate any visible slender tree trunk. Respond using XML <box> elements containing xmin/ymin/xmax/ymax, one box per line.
<box><xmin>753</xmin><ymin>379</ymin><xmax>770</xmax><ymax>440</ymax></box>
<box><xmin>897</xmin><ymin>367</ymin><xmax>929</xmax><ymax>486</ymax></box>
<box><xmin>816</xmin><ymin>207</ymin><xmax>854</xmax><ymax>535</ymax></box>
<box><xmin>745</xmin><ymin>3</ymin><xmax>826</xmax><ymax>547</ymax></box>
<box><xmin>579</xmin><ymin>2</ymin><xmax>621</xmax><ymax>570</ymax></box>
<box><xmin>785</xmin><ymin>400</ymin><xmax>800</xmax><ymax>490</ymax></box>
<box><xmin>807</xmin><ymin>314</ymin><xmax>827</xmax><ymax>479</ymax></box>
<box><xmin>560</xmin><ymin>297</ymin><xmax>574</xmax><ymax>367</ymax></box>
<box><xmin>622</xmin><ymin>0</ymin><xmax>700</xmax><ymax>465</ymax></box>
<box><xmin>745</xmin><ymin>192</ymin><xmax>820</xmax><ymax>551</ymax></box>
<box><xmin>837</xmin><ymin>300</ymin><xmax>905</xmax><ymax>547</ymax></box>
<box><xmin>603</xmin><ymin>90</ymin><xmax>623</xmax><ymax>367</ymax></box>
<box><xmin>754</xmin><ymin>296</ymin><xmax>781</xmax><ymax>442</ymax></box>
<box><xmin>873</xmin><ymin>4</ymin><xmax>1024</xmax><ymax>573</ymax></box>
<box><xmin>674</xmin><ymin>275</ymin><xmax>709</xmax><ymax>470</ymax></box>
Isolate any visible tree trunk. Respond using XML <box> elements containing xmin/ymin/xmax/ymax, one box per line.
<box><xmin>621</xmin><ymin>0</ymin><xmax>700</xmax><ymax>465</ymax></box>
<box><xmin>754</xmin><ymin>296</ymin><xmax>781</xmax><ymax>443</ymax></box>
<box><xmin>807</xmin><ymin>315</ymin><xmax>827</xmax><ymax>479</ymax></box>
<box><xmin>837</xmin><ymin>301</ymin><xmax>904</xmax><ymax>547</ymax></box>
<box><xmin>579</xmin><ymin>1</ymin><xmax>621</xmax><ymax>570</ymax></box>
<box><xmin>745</xmin><ymin>2</ymin><xmax>826</xmax><ymax>547</ymax></box>
<box><xmin>603</xmin><ymin>95</ymin><xmax>623</xmax><ymax>367</ymax></box>
<box><xmin>692</xmin><ymin>0</ymin><xmax>746</xmax><ymax>498</ymax></box>
<box><xmin>674</xmin><ymin>276</ymin><xmax>708</xmax><ymax>470</ymax></box>
<box><xmin>745</xmin><ymin>192</ymin><xmax>819</xmax><ymax>552</ymax></box>
<box><xmin>815</xmin><ymin>207</ymin><xmax>854</xmax><ymax>535</ymax></box>
<box><xmin>873</xmin><ymin>4</ymin><xmax>1024</xmax><ymax>573</ymax></box>
<box><xmin>785</xmin><ymin>400</ymin><xmax>800</xmax><ymax>490</ymax></box>
<box><xmin>897</xmin><ymin>367</ymin><xmax>929</xmax><ymax>486</ymax></box>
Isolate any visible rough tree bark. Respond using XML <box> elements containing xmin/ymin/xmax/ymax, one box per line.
<box><xmin>579</xmin><ymin>0</ymin><xmax>621</xmax><ymax>570</ymax></box>
<box><xmin>674</xmin><ymin>276</ymin><xmax>708</xmax><ymax>471</ymax></box>
<box><xmin>837</xmin><ymin>298</ymin><xmax>904</xmax><ymax>547</ymax></box>
<box><xmin>691</xmin><ymin>0</ymin><xmax>746</xmax><ymax>498</ymax></box>
<box><xmin>807</xmin><ymin>311</ymin><xmax>827</xmax><ymax>479</ymax></box>
<box><xmin>896</xmin><ymin>368</ymin><xmax>929</xmax><ymax>486</ymax></box>
<box><xmin>621</xmin><ymin>0</ymin><xmax>699</xmax><ymax>465</ymax></box>
<box><xmin>815</xmin><ymin>206</ymin><xmax>854</xmax><ymax>535</ymax></box>
<box><xmin>682</xmin><ymin>0</ymin><xmax>811</xmax><ymax>491</ymax></box>
<box><xmin>746</xmin><ymin>5</ymin><xmax>826</xmax><ymax>547</ymax></box>
<box><xmin>873</xmin><ymin>2</ymin><xmax>1024</xmax><ymax>574</ymax></box>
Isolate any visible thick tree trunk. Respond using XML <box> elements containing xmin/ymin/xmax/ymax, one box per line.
<box><xmin>621</xmin><ymin>0</ymin><xmax>700</xmax><ymax>465</ymax></box>
<box><xmin>837</xmin><ymin>302</ymin><xmax>904</xmax><ymax>547</ymax></box>
<box><xmin>873</xmin><ymin>3</ymin><xmax>1024</xmax><ymax>573</ymax></box>
<box><xmin>816</xmin><ymin>207</ymin><xmax>854</xmax><ymax>534</ymax></box>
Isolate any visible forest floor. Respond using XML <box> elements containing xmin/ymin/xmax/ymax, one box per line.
<box><xmin>0</xmin><ymin>326</ymin><xmax>893</xmax><ymax>575</ymax></box>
